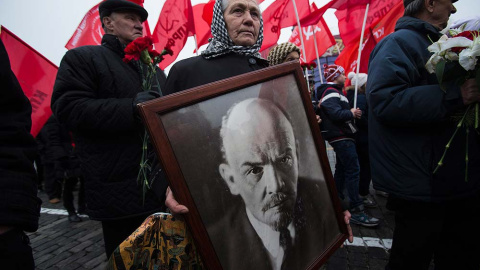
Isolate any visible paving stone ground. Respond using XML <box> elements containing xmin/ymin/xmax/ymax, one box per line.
<box><xmin>29</xmin><ymin>146</ymin><xmax>429</xmax><ymax>269</ymax></box>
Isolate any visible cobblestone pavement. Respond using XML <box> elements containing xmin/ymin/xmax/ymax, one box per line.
<box><xmin>30</xmin><ymin>146</ymin><xmax>405</xmax><ymax>270</ymax></box>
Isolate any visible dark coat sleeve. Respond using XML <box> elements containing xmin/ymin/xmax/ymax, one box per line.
<box><xmin>367</xmin><ymin>33</ymin><xmax>463</xmax><ymax>126</ymax></box>
<box><xmin>51</xmin><ymin>49</ymin><xmax>137</xmax><ymax>133</ymax></box>
<box><xmin>321</xmin><ymin>89</ymin><xmax>354</xmax><ymax>123</ymax></box>
<box><xmin>0</xmin><ymin>39</ymin><xmax>41</xmax><ymax>232</ymax></box>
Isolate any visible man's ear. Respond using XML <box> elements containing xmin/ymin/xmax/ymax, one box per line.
<box><xmin>103</xmin><ymin>16</ymin><xmax>114</xmax><ymax>32</ymax></box>
<box><xmin>425</xmin><ymin>0</ymin><xmax>435</xmax><ymax>12</ymax></box>
<box><xmin>219</xmin><ymin>163</ymin><xmax>239</xmax><ymax>195</ymax></box>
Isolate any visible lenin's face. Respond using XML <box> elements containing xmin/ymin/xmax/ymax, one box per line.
<box><xmin>219</xmin><ymin>99</ymin><xmax>298</xmax><ymax>231</ymax></box>
<box><xmin>223</xmin><ymin>0</ymin><xmax>261</xmax><ymax>46</ymax></box>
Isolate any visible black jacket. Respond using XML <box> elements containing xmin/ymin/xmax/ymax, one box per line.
<box><xmin>367</xmin><ymin>16</ymin><xmax>479</xmax><ymax>202</ymax></box>
<box><xmin>165</xmin><ymin>53</ymin><xmax>268</xmax><ymax>94</ymax></box>
<box><xmin>51</xmin><ymin>34</ymin><xmax>167</xmax><ymax>220</ymax></box>
<box><xmin>346</xmin><ymin>90</ymin><xmax>368</xmax><ymax>145</ymax></box>
<box><xmin>315</xmin><ymin>83</ymin><xmax>356</xmax><ymax>142</ymax></box>
<box><xmin>0</xmin><ymin>39</ymin><xmax>41</xmax><ymax>232</ymax></box>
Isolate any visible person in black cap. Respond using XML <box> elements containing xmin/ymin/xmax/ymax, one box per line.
<box><xmin>51</xmin><ymin>0</ymin><xmax>168</xmax><ymax>259</ymax></box>
<box><xmin>367</xmin><ymin>0</ymin><xmax>480</xmax><ymax>269</ymax></box>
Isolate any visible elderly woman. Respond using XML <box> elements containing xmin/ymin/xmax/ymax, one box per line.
<box><xmin>267</xmin><ymin>42</ymin><xmax>301</xmax><ymax>66</ymax></box>
<box><xmin>164</xmin><ymin>0</ymin><xmax>268</xmax><ymax>94</ymax></box>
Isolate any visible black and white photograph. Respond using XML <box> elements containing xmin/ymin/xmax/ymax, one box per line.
<box><xmin>141</xmin><ymin>64</ymin><xmax>347</xmax><ymax>270</ymax></box>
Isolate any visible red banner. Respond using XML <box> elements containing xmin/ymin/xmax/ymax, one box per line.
<box><xmin>193</xmin><ymin>1</ymin><xmax>213</xmax><ymax>50</ymax></box>
<box><xmin>152</xmin><ymin>0</ymin><xmax>195</xmax><ymax>69</ymax></box>
<box><xmin>261</xmin><ymin>0</ymin><xmax>290</xmax><ymax>51</ymax></box>
<box><xmin>289</xmin><ymin>17</ymin><xmax>335</xmax><ymax>63</ymax></box>
<box><xmin>1</xmin><ymin>26</ymin><xmax>58</xmax><ymax>136</ymax></box>
<box><xmin>279</xmin><ymin>0</ymin><xmax>311</xmax><ymax>28</ymax></box>
<box><xmin>336</xmin><ymin>0</ymin><xmax>401</xmax><ymax>46</ymax></box>
<box><xmin>66</xmin><ymin>1</ymin><xmax>151</xmax><ymax>50</ymax></box>
<box><xmin>335</xmin><ymin>0</ymin><xmax>404</xmax><ymax>83</ymax></box>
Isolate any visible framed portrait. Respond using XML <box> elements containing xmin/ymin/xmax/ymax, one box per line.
<box><xmin>139</xmin><ymin>61</ymin><xmax>348</xmax><ymax>270</ymax></box>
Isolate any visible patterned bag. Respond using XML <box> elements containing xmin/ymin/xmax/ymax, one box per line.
<box><xmin>106</xmin><ymin>213</ymin><xmax>204</xmax><ymax>270</ymax></box>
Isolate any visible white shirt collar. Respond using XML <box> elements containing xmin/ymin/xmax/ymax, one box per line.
<box><xmin>246</xmin><ymin>208</ymin><xmax>295</xmax><ymax>270</ymax></box>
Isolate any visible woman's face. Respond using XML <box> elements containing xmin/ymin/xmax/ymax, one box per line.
<box><xmin>223</xmin><ymin>0</ymin><xmax>261</xmax><ymax>46</ymax></box>
<box><xmin>283</xmin><ymin>51</ymin><xmax>300</xmax><ymax>63</ymax></box>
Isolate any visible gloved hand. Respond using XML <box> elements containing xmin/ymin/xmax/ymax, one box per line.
<box><xmin>133</xmin><ymin>91</ymin><xmax>161</xmax><ymax>121</ymax></box>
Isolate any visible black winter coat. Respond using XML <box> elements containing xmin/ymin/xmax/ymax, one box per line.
<box><xmin>367</xmin><ymin>16</ymin><xmax>480</xmax><ymax>202</ymax></box>
<box><xmin>314</xmin><ymin>83</ymin><xmax>356</xmax><ymax>142</ymax></box>
<box><xmin>165</xmin><ymin>53</ymin><xmax>268</xmax><ymax>94</ymax></box>
<box><xmin>346</xmin><ymin>90</ymin><xmax>368</xmax><ymax>146</ymax></box>
<box><xmin>0</xmin><ymin>39</ymin><xmax>41</xmax><ymax>232</ymax></box>
<box><xmin>51</xmin><ymin>34</ymin><xmax>167</xmax><ymax>220</ymax></box>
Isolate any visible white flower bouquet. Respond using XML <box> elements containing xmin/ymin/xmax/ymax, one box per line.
<box><xmin>425</xmin><ymin>26</ymin><xmax>480</xmax><ymax>180</ymax></box>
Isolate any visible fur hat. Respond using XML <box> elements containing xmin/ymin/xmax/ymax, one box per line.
<box><xmin>99</xmin><ymin>0</ymin><xmax>148</xmax><ymax>22</ymax></box>
<box><xmin>267</xmin><ymin>42</ymin><xmax>301</xmax><ymax>66</ymax></box>
<box><xmin>323</xmin><ymin>64</ymin><xmax>344</xmax><ymax>82</ymax></box>
<box><xmin>348</xmin><ymin>72</ymin><xmax>368</xmax><ymax>88</ymax></box>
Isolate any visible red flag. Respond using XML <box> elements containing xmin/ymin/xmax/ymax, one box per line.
<box><xmin>152</xmin><ymin>0</ymin><xmax>195</xmax><ymax>69</ymax></box>
<box><xmin>335</xmin><ymin>0</ymin><xmax>404</xmax><ymax>81</ymax></box>
<box><xmin>289</xmin><ymin>17</ymin><xmax>335</xmax><ymax>63</ymax></box>
<box><xmin>279</xmin><ymin>0</ymin><xmax>311</xmax><ymax>28</ymax></box>
<box><xmin>193</xmin><ymin>1</ymin><xmax>213</xmax><ymax>50</ymax></box>
<box><xmin>299</xmin><ymin>0</ymin><xmax>359</xmax><ymax>26</ymax></box>
<box><xmin>336</xmin><ymin>0</ymin><xmax>401</xmax><ymax>46</ymax></box>
<box><xmin>1</xmin><ymin>26</ymin><xmax>58</xmax><ymax>136</ymax></box>
<box><xmin>65</xmin><ymin>1</ymin><xmax>151</xmax><ymax>50</ymax></box>
<box><xmin>261</xmin><ymin>0</ymin><xmax>290</xmax><ymax>51</ymax></box>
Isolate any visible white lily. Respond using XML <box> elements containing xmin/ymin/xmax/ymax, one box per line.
<box><xmin>427</xmin><ymin>35</ymin><xmax>473</xmax><ymax>54</ymax></box>
<box><xmin>426</xmin><ymin>53</ymin><xmax>442</xmax><ymax>73</ymax></box>
<box><xmin>459</xmin><ymin>37</ymin><xmax>480</xmax><ymax>71</ymax></box>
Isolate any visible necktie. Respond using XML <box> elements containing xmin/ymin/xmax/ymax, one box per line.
<box><xmin>279</xmin><ymin>228</ymin><xmax>293</xmax><ymax>266</ymax></box>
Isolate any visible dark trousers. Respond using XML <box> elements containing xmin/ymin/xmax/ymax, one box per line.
<box><xmin>0</xmin><ymin>229</ymin><xmax>34</xmax><ymax>270</ymax></box>
<box><xmin>386</xmin><ymin>194</ymin><xmax>480</xmax><ymax>270</ymax></box>
<box><xmin>63</xmin><ymin>176</ymin><xmax>85</xmax><ymax>214</ymax></box>
<box><xmin>331</xmin><ymin>140</ymin><xmax>362</xmax><ymax>209</ymax></box>
<box><xmin>101</xmin><ymin>214</ymin><xmax>150</xmax><ymax>259</ymax></box>
<box><xmin>356</xmin><ymin>142</ymin><xmax>371</xmax><ymax>197</ymax></box>
<box><xmin>43</xmin><ymin>162</ymin><xmax>62</xmax><ymax>199</ymax></box>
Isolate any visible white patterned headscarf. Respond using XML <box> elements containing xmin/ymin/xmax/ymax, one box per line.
<box><xmin>202</xmin><ymin>0</ymin><xmax>264</xmax><ymax>59</ymax></box>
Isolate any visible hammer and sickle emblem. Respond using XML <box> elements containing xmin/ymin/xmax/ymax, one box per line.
<box><xmin>159</xmin><ymin>7</ymin><xmax>180</xmax><ymax>34</ymax></box>
<box><xmin>272</xmin><ymin>26</ymin><xmax>279</xmax><ymax>33</ymax></box>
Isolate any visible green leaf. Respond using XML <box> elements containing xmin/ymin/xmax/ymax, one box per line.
<box><xmin>436</xmin><ymin>61</ymin><xmax>446</xmax><ymax>91</ymax></box>
<box><xmin>476</xmin><ymin>67</ymin><xmax>480</xmax><ymax>91</ymax></box>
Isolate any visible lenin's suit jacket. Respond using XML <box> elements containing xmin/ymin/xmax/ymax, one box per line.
<box><xmin>208</xmin><ymin>177</ymin><xmax>339</xmax><ymax>270</ymax></box>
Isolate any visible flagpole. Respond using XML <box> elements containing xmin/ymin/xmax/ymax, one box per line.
<box><xmin>353</xmin><ymin>3</ymin><xmax>370</xmax><ymax>110</ymax></box>
<box><xmin>193</xmin><ymin>34</ymin><xmax>199</xmax><ymax>56</ymax></box>
<box><xmin>312</xmin><ymin>32</ymin><xmax>323</xmax><ymax>84</ymax></box>
<box><xmin>292</xmin><ymin>0</ymin><xmax>307</xmax><ymax>63</ymax></box>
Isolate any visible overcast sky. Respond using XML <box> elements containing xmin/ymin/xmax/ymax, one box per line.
<box><xmin>0</xmin><ymin>0</ymin><xmax>477</xmax><ymax>73</ymax></box>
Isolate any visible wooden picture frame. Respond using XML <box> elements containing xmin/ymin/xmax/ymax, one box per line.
<box><xmin>139</xmin><ymin>61</ymin><xmax>348</xmax><ymax>270</ymax></box>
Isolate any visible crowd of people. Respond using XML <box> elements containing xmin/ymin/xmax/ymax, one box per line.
<box><xmin>1</xmin><ymin>0</ymin><xmax>479</xmax><ymax>269</ymax></box>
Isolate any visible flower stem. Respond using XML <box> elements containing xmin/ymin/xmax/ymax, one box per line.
<box><xmin>433</xmin><ymin>104</ymin><xmax>472</xmax><ymax>174</ymax></box>
<box><xmin>475</xmin><ymin>103</ymin><xmax>479</xmax><ymax>130</ymax></box>
<box><xmin>465</xmin><ymin>128</ymin><xmax>469</xmax><ymax>182</ymax></box>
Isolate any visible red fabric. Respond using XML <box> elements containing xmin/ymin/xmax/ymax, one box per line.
<box><xmin>299</xmin><ymin>0</ymin><xmax>357</xmax><ymax>26</ymax></box>
<box><xmin>1</xmin><ymin>26</ymin><xmax>58</xmax><ymax>136</ymax></box>
<box><xmin>336</xmin><ymin>0</ymin><xmax>401</xmax><ymax>46</ymax></box>
<box><xmin>261</xmin><ymin>0</ymin><xmax>290</xmax><ymax>51</ymax></box>
<box><xmin>279</xmin><ymin>0</ymin><xmax>311</xmax><ymax>28</ymax></box>
<box><xmin>65</xmin><ymin>1</ymin><xmax>151</xmax><ymax>50</ymax></box>
<box><xmin>335</xmin><ymin>0</ymin><xmax>403</xmax><ymax>84</ymax></box>
<box><xmin>152</xmin><ymin>0</ymin><xmax>195</xmax><ymax>69</ymax></box>
<box><xmin>193</xmin><ymin>2</ymin><xmax>212</xmax><ymax>50</ymax></box>
<box><xmin>288</xmin><ymin>17</ymin><xmax>335</xmax><ymax>63</ymax></box>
